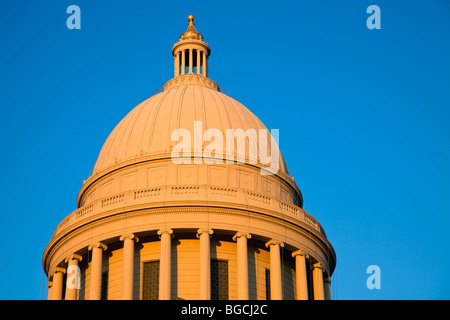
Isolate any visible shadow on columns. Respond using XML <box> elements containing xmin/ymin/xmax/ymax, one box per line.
<box><xmin>133</xmin><ymin>242</ymin><xmax>144</xmax><ymax>300</ymax></box>
<box><xmin>171</xmin><ymin>238</ymin><xmax>181</xmax><ymax>300</ymax></box>
<box><xmin>248</xmin><ymin>246</ymin><xmax>260</xmax><ymax>300</ymax></box>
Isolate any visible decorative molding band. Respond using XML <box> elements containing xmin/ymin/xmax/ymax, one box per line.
<box><xmin>162</xmin><ymin>74</ymin><xmax>219</xmax><ymax>92</ymax></box>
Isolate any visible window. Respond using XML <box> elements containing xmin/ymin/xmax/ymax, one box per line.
<box><xmin>211</xmin><ymin>259</ymin><xmax>228</xmax><ymax>300</ymax></box>
<box><xmin>143</xmin><ymin>261</ymin><xmax>160</xmax><ymax>300</ymax></box>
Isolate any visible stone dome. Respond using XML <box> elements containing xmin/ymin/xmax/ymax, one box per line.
<box><xmin>77</xmin><ymin>82</ymin><xmax>301</xmax><ymax>208</ymax></box>
<box><xmin>92</xmin><ymin>84</ymin><xmax>290</xmax><ymax>178</ymax></box>
<box><xmin>43</xmin><ymin>15</ymin><xmax>335</xmax><ymax>302</ymax></box>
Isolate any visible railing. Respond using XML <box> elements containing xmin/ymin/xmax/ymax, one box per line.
<box><xmin>75</xmin><ymin>204</ymin><xmax>93</xmax><ymax>218</ymax></box>
<box><xmin>210</xmin><ymin>186</ymin><xmax>238</xmax><ymax>197</ymax></box>
<box><xmin>247</xmin><ymin>191</ymin><xmax>271</xmax><ymax>204</ymax></box>
<box><xmin>101</xmin><ymin>194</ymin><xmax>125</xmax><ymax>208</ymax></box>
<box><xmin>135</xmin><ymin>188</ymin><xmax>161</xmax><ymax>199</ymax></box>
<box><xmin>304</xmin><ymin>211</ymin><xmax>319</xmax><ymax>229</ymax></box>
<box><xmin>278</xmin><ymin>200</ymin><xmax>300</xmax><ymax>216</ymax></box>
<box><xmin>172</xmin><ymin>186</ymin><xmax>199</xmax><ymax>195</ymax></box>
<box><xmin>53</xmin><ymin>185</ymin><xmax>324</xmax><ymax>238</ymax></box>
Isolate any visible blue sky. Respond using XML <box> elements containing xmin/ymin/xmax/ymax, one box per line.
<box><xmin>0</xmin><ymin>0</ymin><xmax>449</xmax><ymax>299</ymax></box>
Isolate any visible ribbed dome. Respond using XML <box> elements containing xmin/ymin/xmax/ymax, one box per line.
<box><xmin>92</xmin><ymin>84</ymin><xmax>289</xmax><ymax>176</ymax></box>
<box><xmin>43</xmin><ymin>17</ymin><xmax>336</xmax><ymax>301</ymax></box>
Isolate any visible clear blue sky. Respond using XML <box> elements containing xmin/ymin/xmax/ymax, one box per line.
<box><xmin>0</xmin><ymin>0</ymin><xmax>449</xmax><ymax>300</ymax></box>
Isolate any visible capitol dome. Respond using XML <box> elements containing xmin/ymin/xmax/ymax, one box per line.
<box><xmin>43</xmin><ymin>15</ymin><xmax>336</xmax><ymax>301</ymax></box>
<box><xmin>85</xmin><ymin>79</ymin><xmax>293</xmax><ymax>206</ymax></box>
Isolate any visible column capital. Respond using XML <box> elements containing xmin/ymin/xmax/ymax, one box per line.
<box><xmin>196</xmin><ymin>228</ymin><xmax>213</xmax><ymax>238</ymax></box>
<box><xmin>157</xmin><ymin>228</ymin><xmax>174</xmax><ymax>239</ymax></box>
<box><xmin>55</xmin><ymin>267</ymin><xmax>66</xmax><ymax>274</ymax></box>
<box><xmin>88</xmin><ymin>242</ymin><xmax>107</xmax><ymax>251</ymax></box>
<box><xmin>232</xmin><ymin>232</ymin><xmax>252</xmax><ymax>241</ymax></box>
<box><xmin>265</xmin><ymin>239</ymin><xmax>284</xmax><ymax>248</ymax></box>
<box><xmin>292</xmin><ymin>249</ymin><xmax>309</xmax><ymax>259</ymax></box>
<box><xmin>313</xmin><ymin>262</ymin><xmax>325</xmax><ymax>272</ymax></box>
<box><xmin>65</xmin><ymin>253</ymin><xmax>83</xmax><ymax>263</ymax></box>
<box><xmin>120</xmin><ymin>234</ymin><xmax>139</xmax><ymax>243</ymax></box>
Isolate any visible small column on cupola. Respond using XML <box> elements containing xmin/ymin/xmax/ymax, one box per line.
<box><xmin>172</xmin><ymin>15</ymin><xmax>211</xmax><ymax>78</ymax></box>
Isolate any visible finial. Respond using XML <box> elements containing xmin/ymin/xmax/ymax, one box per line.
<box><xmin>179</xmin><ymin>14</ymin><xmax>203</xmax><ymax>41</ymax></box>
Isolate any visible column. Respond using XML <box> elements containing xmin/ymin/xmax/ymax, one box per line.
<box><xmin>265</xmin><ymin>239</ymin><xmax>284</xmax><ymax>300</ymax></box>
<box><xmin>312</xmin><ymin>263</ymin><xmax>325</xmax><ymax>300</ymax></box>
<box><xmin>202</xmin><ymin>51</ymin><xmax>207</xmax><ymax>77</ymax></box>
<box><xmin>120</xmin><ymin>234</ymin><xmax>139</xmax><ymax>300</ymax></box>
<box><xmin>324</xmin><ymin>276</ymin><xmax>332</xmax><ymax>300</ymax></box>
<box><xmin>158</xmin><ymin>229</ymin><xmax>173</xmax><ymax>300</ymax></box>
<box><xmin>181</xmin><ymin>49</ymin><xmax>186</xmax><ymax>75</ymax></box>
<box><xmin>65</xmin><ymin>254</ymin><xmax>83</xmax><ymax>300</ymax></box>
<box><xmin>174</xmin><ymin>53</ymin><xmax>179</xmax><ymax>77</ymax></box>
<box><xmin>196</xmin><ymin>49</ymin><xmax>201</xmax><ymax>74</ymax></box>
<box><xmin>197</xmin><ymin>228</ymin><xmax>213</xmax><ymax>300</ymax></box>
<box><xmin>189</xmin><ymin>48</ymin><xmax>193</xmax><ymax>74</ymax></box>
<box><xmin>292</xmin><ymin>250</ymin><xmax>308</xmax><ymax>300</ymax></box>
<box><xmin>47</xmin><ymin>281</ymin><xmax>53</xmax><ymax>300</ymax></box>
<box><xmin>233</xmin><ymin>232</ymin><xmax>251</xmax><ymax>300</ymax></box>
<box><xmin>88</xmin><ymin>242</ymin><xmax>107</xmax><ymax>300</ymax></box>
<box><xmin>177</xmin><ymin>51</ymin><xmax>182</xmax><ymax>76</ymax></box>
<box><xmin>51</xmin><ymin>267</ymin><xmax>66</xmax><ymax>300</ymax></box>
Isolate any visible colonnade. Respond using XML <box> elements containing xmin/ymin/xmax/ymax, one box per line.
<box><xmin>47</xmin><ymin>229</ymin><xmax>331</xmax><ymax>300</ymax></box>
<box><xmin>174</xmin><ymin>48</ymin><xmax>208</xmax><ymax>77</ymax></box>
